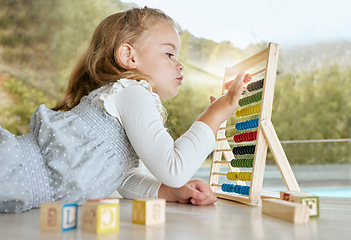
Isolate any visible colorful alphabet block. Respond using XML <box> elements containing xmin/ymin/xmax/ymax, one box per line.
<box><xmin>40</xmin><ymin>202</ymin><xmax>78</xmax><ymax>231</ymax></box>
<box><xmin>132</xmin><ymin>199</ymin><xmax>166</xmax><ymax>225</ymax></box>
<box><xmin>81</xmin><ymin>202</ymin><xmax>120</xmax><ymax>234</ymax></box>
<box><xmin>280</xmin><ymin>191</ymin><xmax>319</xmax><ymax>217</ymax></box>
<box><xmin>262</xmin><ymin>198</ymin><xmax>310</xmax><ymax>223</ymax></box>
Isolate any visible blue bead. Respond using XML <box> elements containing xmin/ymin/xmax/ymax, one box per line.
<box><xmin>237</xmin><ymin>185</ymin><xmax>242</xmax><ymax>194</ymax></box>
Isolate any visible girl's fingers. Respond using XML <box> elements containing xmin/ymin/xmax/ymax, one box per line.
<box><xmin>225</xmin><ymin>80</ymin><xmax>233</xmax><ymax>89</ymax></box>
<box><xmin>210</xmin><ymin>96</ymin><xmax>216</xmax><ymax>103</ymax></box>
<box><xmin>225</xmin><ymin>71</ymin><xmax>245</xmax><ymax>93</ymax></box>
<box><xmin>228</xmin><ymin>71</ymin><xmax>245</xmax><ymax>92</ymax></box>
<box><xmin>188</xmin><ymin>180</ymin><xmax>217</xmax><ymax>206</ymax></box>
<box><xmin>226</xmin><ymin>71</ymin><xmax>245</xmax><ymax>105</ymax></box>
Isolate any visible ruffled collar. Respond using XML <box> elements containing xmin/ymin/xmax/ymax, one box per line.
<box><xmin>99</xmin><ymin>78</ymin><xmax>163</xmax><ymax>119</ymax></box>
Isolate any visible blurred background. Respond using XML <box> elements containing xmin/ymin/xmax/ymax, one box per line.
<box><xmin>0</xmin><ymin>0</ymin><xmax>350</xmax><ymax>197</ymax></box>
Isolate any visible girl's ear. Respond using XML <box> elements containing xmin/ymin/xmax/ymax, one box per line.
<box><xmin>117</xmin><ymin>43</ymin><xmax>136</xmax><ymax>69</ymax></box>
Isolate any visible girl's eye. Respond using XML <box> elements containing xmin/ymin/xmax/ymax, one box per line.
<box><xmin>166</xmin><ymin>53</ymin><xmax>174</xmax><ymax>59</ymax></box>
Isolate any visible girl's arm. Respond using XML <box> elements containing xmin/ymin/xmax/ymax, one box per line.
<box><xmin>118</xmin><ymin>168</ymin><xmax>217</xmax><ymax>205</ymax></box>
<box><xmin>115</xmin><ymin>86</ymin><xmax>215</xmax><ymax>188</ymax></box>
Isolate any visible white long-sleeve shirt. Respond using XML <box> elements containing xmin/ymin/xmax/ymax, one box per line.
<box><xmin>95</xmin><ymin>79</ymin><xmax>216</xmax><ymax>199</ymax></box>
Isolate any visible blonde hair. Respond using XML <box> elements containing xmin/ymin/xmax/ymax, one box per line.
<box><xmin>53</xmin><ymin>7</ymin><xmax>175</xmax><ymax>118</ymax></box>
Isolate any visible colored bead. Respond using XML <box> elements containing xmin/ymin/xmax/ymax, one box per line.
<box><xmin>226</xmin><ymin>171</ymin><xmax>252</xmax><ymax>181</ymax></box>
<box><xmin>233</xmin><ymin>131</ymin><xmax>257</xmax><ymax>143</ymax></box>
<box><xmin>235</xmin><ymin>118</ymin><xmax>259</xmax><ymax>131</ymax></box>
<box><xmin>235</xmin><ymin>103</ymin><xmax>261</xmax><ymax>118</ymax></box>
<box><xmin>232</xmin><ymin>145</ymin><xmax>256</xmax><ymax>155</ymax></box>
<box><xmin>238</xmin><ymin>91</ymin><xmax>262</xmax><ymax>107</ymax></box>
<box><xmin>221</xmin><ymin>183</ymin><xmax>250</xmax><ymax>195</ymax></box>
<box><xmin>247</xmin><ymin>78</ymin><xmax>264</xmax><ymax>92</ymax></box>
<box><xmin>231</xmin><ymin>158</ymin><xmax>254</xmax><ymax>168</ymax></box>
<box><xmin>243</xmin><ymin>74</ymin><xmax>252</xmax><ymax>83</ymax></box>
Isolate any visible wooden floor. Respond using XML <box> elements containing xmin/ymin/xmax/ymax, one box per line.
<box><xmin>0</xmin><ymin>197</ymin><xmax>350</xmax><ymax>240</ymax></box>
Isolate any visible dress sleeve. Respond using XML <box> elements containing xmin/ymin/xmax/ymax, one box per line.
<box><xmin>117</xmin><ymin>167</ymin><xmax>162</xmax><ymax>199</ymax></box>
<box><xmin>114</xmin><ymin>85</ymin><xmax>216</xmax><ymax>188</ymax></box>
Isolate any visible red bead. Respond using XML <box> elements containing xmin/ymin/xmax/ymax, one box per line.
<box><xmin>243</xmin><ymin>74</ymin><xmax>252</xmax><ymax>83</ymax></box>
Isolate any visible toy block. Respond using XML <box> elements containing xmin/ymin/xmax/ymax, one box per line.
<box><xmin>132</xmin><ymin>199</ymin><xmax>166</xmax><ymax>225</ymax></box>
<box><xmin>280</xmin><ymin>191</ymin><xmax>319</xmax><ymax>217</ymax></box>
<box><xmin>81</xmin><ymin>202</ymin><xmax>119</xmax><ymax>234</ymax></box>
<box><xmin>86</xmin><ymin>198</ymin><xmax>120</xmax><ymax>204</ymax></box>
<box><xmin>40</xmin><ymin>202</ymin><xmax>78</xmax><ymax>231</ymax></box>
<box><xmin>262</xmin><ymin>198</ymin><xmax>309</xmax><ymax>223</ymax></box>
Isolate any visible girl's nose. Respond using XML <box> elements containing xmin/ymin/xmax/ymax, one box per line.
<box><xmin>178</xmin><ymin>60</ymin><xmax>184</xmax><ymax>72</ymax></box>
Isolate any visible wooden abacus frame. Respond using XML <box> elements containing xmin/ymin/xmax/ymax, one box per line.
<box><xmin>209</xmin><ymin>42</ymin><xmax>300</xmax><ymax>205</ymax></box>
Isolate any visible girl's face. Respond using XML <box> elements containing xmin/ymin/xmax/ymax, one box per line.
<box><xmin>133</xmin><ymin>22</ymin><xmax>184</xmax><ymax>100</ymax></box>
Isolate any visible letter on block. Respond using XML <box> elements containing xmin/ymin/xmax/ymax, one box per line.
<box><xmin>280</xmin><ymin>191</ymin><xmax>319</xmax><ymax>217</ymax></box>
<box><xmin>81</xmin><ymin>202</ymin><xmax>119</xmax><ymax>234</ymax></box>
<box><xmin>132</xmin><ymin>199</ymin><xmax>166</xmax><ymax>225</ymax></box>
<box><xmin>262</xmin><ymin>199</ymin><xmax>309</xmax><ymax>223</ymax></box>
<box><xmin>40</xmin><ymin>202</ymin><xmax>78</xmax><ymax>231</ymax></box>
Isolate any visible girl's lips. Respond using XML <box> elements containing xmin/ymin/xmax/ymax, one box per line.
<box><xmin>177</xmin><ymin>76</ymin><xmax>183</xmax><ymax>84</ymax></box>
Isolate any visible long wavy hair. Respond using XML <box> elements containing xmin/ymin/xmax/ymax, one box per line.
<box><xmin>53</xmin><ymin>7</ymin><xmax>175</xmax><ymax>118</ymax></box>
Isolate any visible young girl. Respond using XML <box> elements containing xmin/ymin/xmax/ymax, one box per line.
<box><xmin>0</xmin><ymin>7</ymin><xmax>244</xmax><ymax>213</ymax></box>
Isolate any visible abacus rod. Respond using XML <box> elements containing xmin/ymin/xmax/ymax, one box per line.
<box><xmin>214</xmin><ymin>161</ymin><xmax>231</xmax><ymax>164</ymax></box>
<box><xmin>213</xmin><ymin>172</ymin><xmax>227</xmax><ymax>176</ymax></box>
<box><xmin>231</xmin><ymin>113</ymin><xmax>260</xmax><ymax>117</ymax></box>
<box><xmin>219</xmin><ymin>125</ymin><xmax>236</xmax><ymax>130</ymax></box>
<box><xmin>214</xmin><ymin>149</ymin><xmax>232</xmax><ymax>152</ymax></box>
<box><xmin>217</xmin><ymin>137</ymin><xmax>233</xmax><ymax>141</ymax></box>
<box><xmin>215</xmin><ymin>171</ymin><xmax>249</xmax><ymax>175</ymax></box>
<box><xmin>251</xmin><ymin>68</ymin><xmax>266</xmax><ymax>77</ymax></box>
<box><xmin>223</xmin><ymin>88</ymin><xmax>251</xmax><ymax>95</ymax></box>
<box><xmin>219</xmin><ymin>123</ymin><xmax>259</xmax><ymax>131</ymax></box>
<box><xmin>212</xmin><ymin>184</ymin><xmax>222</xmax><ymax>187</ymax></box>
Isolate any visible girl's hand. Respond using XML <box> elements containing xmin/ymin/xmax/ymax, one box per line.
<box><xmin>198</xmin><ymin>71</ymin><xmax>245</xmax><ymax>135</ymax></box>
<box><xmin>158</xmin><ymin>179</ymin><xmax>217</xmax><ymax>206</ymax></box>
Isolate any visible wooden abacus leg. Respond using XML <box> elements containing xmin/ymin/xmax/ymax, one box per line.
<box><xmin>260</xmin><ymin>119</ymin><xmax>300</xmax><ymax>191</ymax></box>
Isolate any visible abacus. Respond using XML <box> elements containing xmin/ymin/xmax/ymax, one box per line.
<box><xmin>209</xmin><ymin>42</ymin><xmax>300</xmax><ymax>205</ymax></box>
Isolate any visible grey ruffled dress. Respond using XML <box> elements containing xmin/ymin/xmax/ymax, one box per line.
<box><xmin>0</xmin><ymin>85</ymin><xmax>139</xmax><ymax>213</ymax></box>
